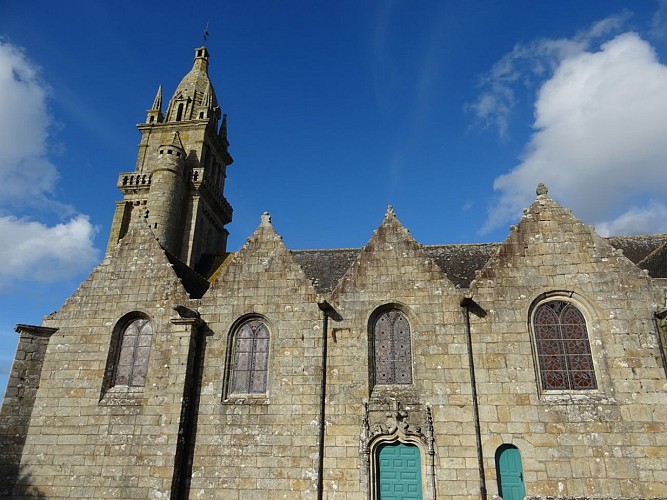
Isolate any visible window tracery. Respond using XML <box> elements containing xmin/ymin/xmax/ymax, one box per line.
<box><xmin>113</xmin><ymin>317</ymin><xmax>153</xmax><ymax>387</ymax></box>
<box><xmin>229</xmin><ymin>319</ymin><xmax>270</xmax><ymax>395</ymax></box>
<box><xmin>372</xmin><ymin>309</ymin><xmax>413</xmax><ymax>386</ymax></box>
<box><xmin>533</xmin><ymin>300</ymin><xmax>596</xmax><ymax>390</ymax></box>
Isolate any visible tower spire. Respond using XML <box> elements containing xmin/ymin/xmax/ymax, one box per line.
<box><xmin>152</xmin><ymin>85</ymin><xmax>163</xmax><ymax>111</ymax></box>
<box><xmin>109</xmin><ymin>47</ymin><xmax>234</xmax><ymax>268</ymax></box>
<box><xmin>146</xmin><ymin>85</ymin><xmax>164</xmax><ymax>124</ymax></box>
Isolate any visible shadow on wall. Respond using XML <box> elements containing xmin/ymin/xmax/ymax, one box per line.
<box><xmin>12</xmin><ymin>466</ymin><xmax>45</xmax><ymax>498</ymax></box>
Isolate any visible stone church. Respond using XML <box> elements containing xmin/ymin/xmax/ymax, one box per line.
<box><xmin>2</xmin><ymin>46</ymin><xmax>667</xmax><ymax>500</ymax></box>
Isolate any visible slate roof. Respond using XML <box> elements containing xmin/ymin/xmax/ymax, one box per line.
<box><xmin>200</xmin><ymin>235</ymin><xmax>667</xmax><ymax>294</ymax></box>
<box><xmin>637</xmin><ymin>240</ymin><xmax>667</xmax><ymax>279</ymax></box>
<box><xmin>290</xmin><ymin>249</ymin><xmax>360</xmax><ymax>293</ymax></box>
<box><xmin>606</xmin><ymin>235</ymin><xmax>667</xmax><ymax>265</ymax></box>
<box><xmin>422</xmin><ymin>243</ymin><xmax>500</xmax><ymax>288</ymax></box>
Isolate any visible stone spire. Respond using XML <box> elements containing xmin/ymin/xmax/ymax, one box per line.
<box><xmin>165</xmin><ymin>46</ymin><xmax>219</xmax><ymax>124</ymax></box>
<box><xmin>108</xmin><ymin>47</ymin><xmax>234</xmax><ymax>268</ymax></box>
<box><xmin>152</xmin><ymin>85</ymin><xmax>163</xmax><ymax>110</ymax></box>
<box><xmin>146</xmin><ymin>85</ymin><xmax>164</xmax><ymax>124</ymax></box>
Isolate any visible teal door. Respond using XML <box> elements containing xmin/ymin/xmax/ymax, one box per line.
<box><xmin>376</xmin><ymin>442</ymin><xmax>423</xmax><ymax>500</ymax></box>
<box><xmin>496</xmin><ymin>445</ymin><xmax>525</xmax><ymax>500</ymax></box>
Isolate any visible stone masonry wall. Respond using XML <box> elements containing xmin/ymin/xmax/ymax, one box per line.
<box><xmin>328</xmin><ymin>209</ymin><xmax>478</xmax><ymax>499</ymax></box>
<box><xmin>191</xmin><ymin>214</ymin><xmax>323</xmax><ymax>499</ymax></box>
<box><xmin>13</xmin><ymin>221</ymin><xmax>195</xmax><ymax>498</ymax></box>
<box><xmin>470</xmin><ymin>193</ymin><xmax>667</xmax><ymax>498</ymax></box>
<box><xmin>0</xmin><ymin>326</ymin><xmax>54</xmax><ymax>497</ymax></box>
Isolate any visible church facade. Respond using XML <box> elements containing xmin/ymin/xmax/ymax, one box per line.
<box><xmin>2</xmin><ymin>47</ymin><xmax>667</xmax><ymax>500</ymax></box>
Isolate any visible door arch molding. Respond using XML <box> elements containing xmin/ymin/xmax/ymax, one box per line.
<box><xmin>360</xmin><ymin>400</ymin><xmax>436</xmax><ymax>500</ymax></box>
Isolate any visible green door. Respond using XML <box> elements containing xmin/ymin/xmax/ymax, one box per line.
<box><xmin>496</xmin><ymin>445</ymin><xmax>525</xmax><ymax>500</ymax></box>
<box><xmin>377</xmin><ymin>442</ymin><xmax>423</xmax><ymax>500</ymax></box>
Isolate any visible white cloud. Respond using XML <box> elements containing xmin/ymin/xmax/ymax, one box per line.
<box><xmin>481</xmin><ymin>32</ymin><xmax>667</xmax><ymax>236</ymax></box>
<box><xmin>595</xmin><ymin>202</ymin><xmax>667</xmax><ymax>237</ymax></box>
<box><xmin>470</xmin><ymin>14</ymin><xmax>629</xmax><ymax>138</ymax></box>
<box><xmin>0</xmin><ymin>40</ymin><xmax>58</xmax><ymax>202</ymax></box>
<box><xmin>0</xmin><ymin>215</ymin><xmax>98</xmax><ymax>289</ymax></box>
<box><xmin>0</xmin><ymin>41</ymin><xmax>98</xmax><ymax>290</ymax></box>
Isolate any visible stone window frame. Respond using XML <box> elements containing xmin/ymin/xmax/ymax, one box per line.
<box><xmin>100</xmin><ymin>311</ymin><xmax>153</xmax><ymax>404</ymax></box>
<box><xmin>528</xmin><ymin>291</ymin><xmax>607</xmax><ymax>401</ymax></box>
<box><xmin>222</xmin><ymin>314</ymin><xmax>271</xmax><ymax>403</ymax></box>
<box><xmin>368</xmin><ymin>304</ymin><xmax>415</xmax><ymax>392</ymax></box>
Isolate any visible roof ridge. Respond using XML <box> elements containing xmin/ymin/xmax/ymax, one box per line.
<box><xmin>290</xmin><ymin>247</ymin><xmax>361</xmax><ymax>253</ymax></box>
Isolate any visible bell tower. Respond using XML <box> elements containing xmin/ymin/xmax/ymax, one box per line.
<box><xmin>107</xmin><ymin>46</ymin><xmax>234</xmax><ymax>268</ymax></box>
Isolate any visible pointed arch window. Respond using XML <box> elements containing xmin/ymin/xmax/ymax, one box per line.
<box><xmin>114</xmin><ymin>317</ymin><xmax>153</xmax><ymax>387</ymax></box>
<box><xmin>102</xmin><ymin>314</ymin><xmax>154</xmax><ymax>395</ymax></box>
<box><xmin>533</xmin><ymin>300</ymin><xmax>596</xmax><ymax>391</ymax></box>
<box><xmin>228</xmin><ymin>319</ymin><xmax>270</xmax><ymax>395</ymax></box>
<box><xmin>372</xmin><ymin>309</ymin><xmax>413</xmax><ymax>386</ymax></box>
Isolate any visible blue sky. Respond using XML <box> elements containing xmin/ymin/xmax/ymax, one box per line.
<box><xmin>1</xmin><ymin>1</ymin><xmax>667</xmax><ymax>399</ymax></box>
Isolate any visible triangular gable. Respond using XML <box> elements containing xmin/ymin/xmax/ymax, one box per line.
<box><xmin>472</xmin><ymin>184</ymin><xmax>649</xmax><ymax>289</ymax></box>
<box><xmin>331</xmin><ymin>206</ymin><xmax>456</xmax><ymax>299</ymax></box>
<box><xmin>206</xmin><ymin>212</ymin><xmax>318</xmax><ymax>299</ymax></box>
<box><xmin>46</xmin><ymin>216</ymin><xmax>191</xmax><ymax>322</ymax></box>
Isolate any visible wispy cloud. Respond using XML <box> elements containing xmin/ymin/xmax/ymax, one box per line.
<box><xmin>470</xmin><ymin>14</ymin><xmax>630</xmax><ymax>138</ymax></box>
<box><xmin>651</xmin><ymin>0</ymin><xmax>667</xmax><ymax>40</ymax></box>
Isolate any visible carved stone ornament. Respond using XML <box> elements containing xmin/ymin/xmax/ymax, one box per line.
<box><xmin>359</xmin><ymin>399</ymin><xmax>434</xmax><ymax>455</ymax></box>
<box><xmin>536</xmin><ymin>182</ymin><xmax>548</xmax><ymax>196</ymax></box>
<box><xmin>360</xmin><ymin>399</ymin><xmax>437</xmax><ymax>500</ymax></box>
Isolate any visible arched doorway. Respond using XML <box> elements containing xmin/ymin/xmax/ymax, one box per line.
<box><xmin>376</xmin><ymin>441</ymin><xmax>423</xmax><ymax>499</ymax></box>
<box><xmin>495</xmin><ymin>444</ymin><xmax>525</xmax><ymax>499</ymax></box>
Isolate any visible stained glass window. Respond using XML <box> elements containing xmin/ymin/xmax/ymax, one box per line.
<box><xmin>230</xmin><ymin>319</ymin><xmax>270</xmax><ymax>394</ymax></box>
<box><xmin>534</xmin><ymin>301</ymin><xmax>596</xmax><ymax>391</ymax></box>
<box><xmin>113</xmin><ymin>318</ymin><xmax>153</xmax><ymax>387</ymax></box>
<box><xmin>373</xmin><ymin>310</ymin><xmax>413</xmax><ymax>385</ymax></box>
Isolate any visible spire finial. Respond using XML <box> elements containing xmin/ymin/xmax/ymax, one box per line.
<box><xmin>536</xmin><ymin>183</ymin><xmax>548</xmax><ymax>196</ymax></box>
<box><xmin>203</xmin><ymin>22</ymin><xmax>209</xmax><ymax>43</ymax></box>
<box><xmin>386</xmin><ymin>205</ymin><xmax>395</xmax><ymax>219</ymax></box>
<box><xmin>151</xmin><ymin>85</ymin><xmax>163</xmax><ymax>111</ymax></box>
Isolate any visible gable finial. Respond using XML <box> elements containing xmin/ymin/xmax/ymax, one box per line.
<box><xmin>261</xmin><ymin>211</ymin><xmax>272</xmax><ymax>226</ymax></box>
<box><xmin>536</xmin><ymin>183</ymin><xmax>548</xmax><ymax>196</ymax></box>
